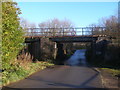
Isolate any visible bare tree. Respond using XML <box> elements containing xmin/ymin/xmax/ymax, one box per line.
<box><xmin>88</xmin><ymin>24</ymin><xmax>103</xmax><ymax>35</ymax></box>
<box><xmin>20</xmin><ymin>18</ymin><xmax>31</xmax><ymax>29</ymax></box>
<box><xmin>38</xmin><ymin>18</ymin><xmax>74</xmax><ymax>36</ymax></box>
<box><xmin>20</xmin><ymin>17</ymin><xmax>36</xmax><ymax>36</ymax></box>
<box><xmin>90</xmin><ymin>15</ymin><xmax>119</xmax><ymax>44</ymax></box>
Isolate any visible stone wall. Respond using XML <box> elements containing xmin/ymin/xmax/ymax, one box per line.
<box><xmin>25</xmin><ymin>38</ymin><xmax>41</xmax><ymax>61</ymax></box>
<box><xmin>40</xmin><ymin>38</ymin><xmax>55</xmax><ymax>60</ymax></box>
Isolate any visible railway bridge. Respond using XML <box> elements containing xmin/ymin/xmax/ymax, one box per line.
<box><xmin>24</xmin><ymin>27</ymin><xmax>111</xmax><ymax>64</ymax></box>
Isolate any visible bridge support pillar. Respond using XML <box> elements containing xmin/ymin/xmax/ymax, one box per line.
<box><xmin>91</xmin><ymin>40</ymin><xmax>96</xmax><ymax>60</ymax></box>
<box><xmin>27</xmin><ymin>38</ymin><xmax>41</xmax><ymax>61</ymax></box>
<box><xmin>56</xmin><ymin>43</ymin><xmax>65</xmax><ymax>65</ymax></box>
<box><xmin>54</xmin><ymin>42</ymin><xmax>57</xmax><ymax>60</ymax></box>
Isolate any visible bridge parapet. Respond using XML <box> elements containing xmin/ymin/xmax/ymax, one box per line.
<box><xmin>24</xmin><ymin>27</ymin><xmax>107</xmax><ymax>38</ymax></box>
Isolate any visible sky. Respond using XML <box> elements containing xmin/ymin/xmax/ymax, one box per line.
<box><xmin>17</xmin><ymin>2</ymin><xmax>118</xmax><ymax>27</ymax></box>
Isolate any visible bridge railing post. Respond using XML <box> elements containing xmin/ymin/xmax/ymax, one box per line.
<box><xmin>53</xmin><ymin>28</ymin><xmax>55</xmax><ymax>37</ymax></box>
<box><xmin>91</xmin><ymin>27</ymin><xmax>93</xmax><ymax>35</ymax></box>
<box><xmin>82</xmin><ymin>28</ymin><xmax>83</xmax><ymax>36</ymax></box>
<box><xmin>63</xmin><ymin>28</ymin><xmax>64</xmax><ymax>37</ymax></box>
<box><xmin>91</xmin><ymin>40</ymin><xmax>96</xmax><ymax>60</ymax></box>
<box><xmin>54</xmin><ymin>42</ymin><xmax>57</xmax><ymax>60</ymax></box>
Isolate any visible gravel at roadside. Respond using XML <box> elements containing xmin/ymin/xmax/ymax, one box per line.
<box><xmin>95</xmin><ymin>68</ymin><xmax>119</xmax><ymax>88</ymax></box>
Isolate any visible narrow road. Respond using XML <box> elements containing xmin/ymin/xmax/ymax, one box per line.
<box><xmin>3</xmin><ymin>50</ymin><xmax>103</xmax><ymax>88</ymax></box>
<box><xmin>3</xmin><ymin>65</ymin><xmax>102</xmax><ymax>88</ymax></box>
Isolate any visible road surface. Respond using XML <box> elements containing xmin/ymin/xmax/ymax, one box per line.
<box><xmin>3</xmin><ymin>50</ymin><xmax>103</xmax><ymax>88</ymax></box>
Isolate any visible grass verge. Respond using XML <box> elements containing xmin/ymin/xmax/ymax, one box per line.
<box><xmin>99</xmin><ymin>68</ymin><xmax>120</xmax><ymax>77</ymax></box>
<box><xmin>96</xmin><ymin>68</ymin><xmax>119</xmax><ymax>88</ymax></box>
<box><xmin>1</xmin><ymin>61</ymin><xmax>54</xmax><ymax>87</ymax></box>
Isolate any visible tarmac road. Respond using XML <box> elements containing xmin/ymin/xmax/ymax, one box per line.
<box><xmin>2</xmin><ymin>50</ymin><xmax>103</xmax><ymax>89</ymax></box>
<box><xmin>3</xmin><ymin>65</ymin><xmax>103</xmax><ymax>88</ymax></box>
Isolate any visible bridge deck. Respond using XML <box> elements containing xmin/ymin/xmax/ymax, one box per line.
<box><xmin>49</xmin><ymin>36</ymin><xmax>98</xmax><ymax>42</ymax></box>
<box><xmin>24</xmin><ymin>35</ymin><xmax>105</xmax><ymax>38</ymax></box>
<box><xmin>24</xmin><ymin>27</ymin><xmax>107</xmax><ymax>42</ymax></box>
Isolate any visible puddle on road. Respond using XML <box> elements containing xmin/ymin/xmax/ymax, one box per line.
<box><xmin>65</xmin><ymin>49</ymin><xmax>87</xmax><ymax>66</ymax></box>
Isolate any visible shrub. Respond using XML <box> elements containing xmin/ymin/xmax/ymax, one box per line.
<box><xmin>2</xmin><ymin>1</ymin><xmax>24</xmax><ymax>70</ymax></box>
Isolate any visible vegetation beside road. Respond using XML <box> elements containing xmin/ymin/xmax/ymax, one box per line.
<box><xmin>85</xmin><ymin>13</ymin><xmax>120</xmax><ymax>78</ymax></box>
<box><xmin>1</xmin><ymin>60</ymin><xmax>54</xmax><ymax>86</ymax></box>
<box><xmin>97</xmin><ymin>67</ymin><xmax>119</xmax><ymax>88</ymax></box>
<box><xmin>86</xmin><ymin>44</ymin><xmax>120</xmax><ymax>88</ymax></box>
<box><xmin>99</xmin><ymin>68</ymin><xmax>120</xmax><ymax>77</ymax></box>
<box><xmin>1</xmin><ymin>1</ymin><xmax>54</xmax><ymax>87</ymax></box>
